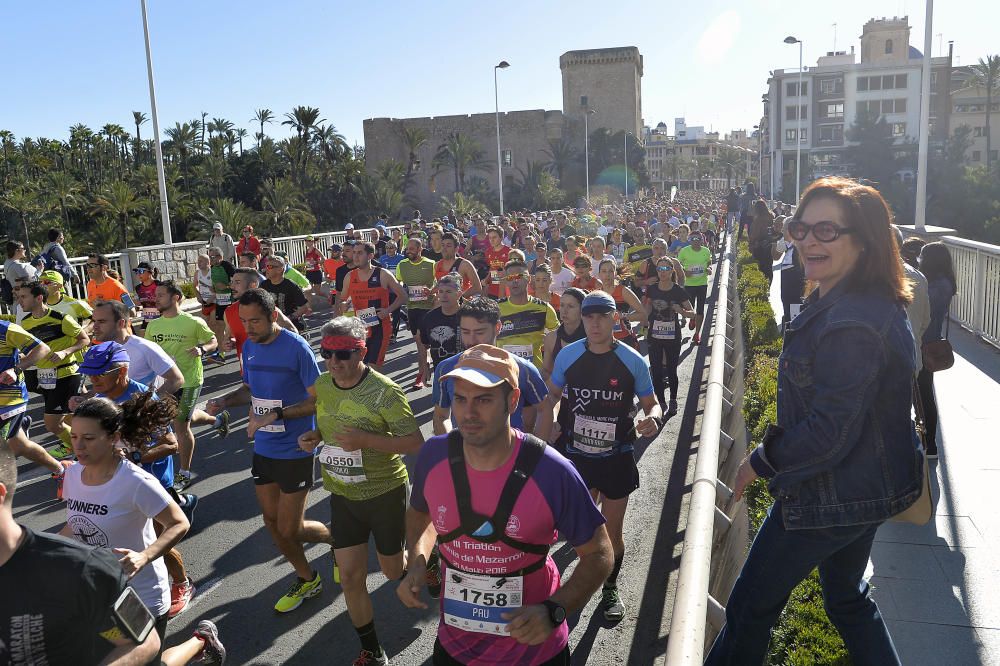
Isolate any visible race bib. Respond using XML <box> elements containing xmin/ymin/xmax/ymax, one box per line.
<box><xmin>38</xmin><ymin>367</ymin><xmax>58</xmax><ymax>390</ymax></box>
<box><xmin>651</xmin><ymin>320</ymin><xmax>676</xmax><ymax>340</ymax></box>
<box><xmin>357</xmin><ymin>307</ymin><xmax>380</xmax><ymax>327</ymax></box>
<box><xmin>0</xmin><ymin>404</ymin><xmax>26</xmax><ymax>421</ymax></box>
<box><xmin>690</xmin><ymin>266</ymin><xmax>705</xmax><ymax>276</ymax></box>
<box><xmin>502</xmin><ymin>344</ymin><xmax>533</xmax><ymax>360</ymax></box>
<box><xmin>318</xmin><ymin>445</ymin><xmax>366</xmax><ymax>484</ymax></box>
<box><xmin>443</xmin><ymin>570</ymin><xmax>523</xmax><ymax>635</ymax></box>
<box><xmin>215</xmin><ymin>293</ymin><xmax>232</xmax><ymax>307</ymax></box>
<box><xmin>251</xmin><ymin>397</ymin><xmax>284</xmax><ymax>433</ymax></box>
<box><xmin>407</xmin><ymin>285</ymin><xmax>429</xmax><ymax>302</ymax></box>
<box><xmin>142</xmin><ymin>307</ymin><xmax>160</xmax><ymax>321</ymax></box>
<box><xmin>489</xmin><ymin>270</ymin><xmax>501</xmax><ymax>283</ymax></box>
<box><xmin>571</xmin><ymin>414</ymin><xmax>617</xmax><ymax>454</ymax></box>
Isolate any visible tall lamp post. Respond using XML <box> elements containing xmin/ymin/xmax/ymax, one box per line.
<box><xmin>914</xmin><ymin>0</ymin><xmax>933</xmax><ymax>231</ymax></box>
<box><xmin>761</xmin><ymin>94</ymin><xmax>769</xmax><ymax>197</ymax></box>
<box><xmin>784</xmin><ymin>35</ymin><xmax>803</xmax><ymax>204</ymax></box>
<box><xmin>140</xmin><ymin>0</ymin><xmax>172</xmax><ymax>245</ymax></box>
<box><xmin>584</xmin><ymin>108</ymin><xmax>596</xmax><ymax>203</ymax></box>
<box><xmin>623</xmin><ymin>131</ymin><xmax>632</xmax><ymax>200</ymax></box>
<box><xmin>494</xmin><ymin>60</ymin><xmax>510</xmax><ymax>216</ymax></box>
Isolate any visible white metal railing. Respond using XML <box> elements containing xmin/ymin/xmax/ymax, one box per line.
<box><xmin>939</xmin><ymin>235</ymin><xmax>1000</xmax><ymax>349</ymax></box>
<box><xmin>665</xmin><ymin>225</ymin><xmax>741</xmax><ymax>662</ymax></box>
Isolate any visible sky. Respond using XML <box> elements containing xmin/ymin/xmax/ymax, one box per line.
<box><xmin>3</xmin><ymin>0</ymin><xmax>997</xmax><ymax>148</ymax></box>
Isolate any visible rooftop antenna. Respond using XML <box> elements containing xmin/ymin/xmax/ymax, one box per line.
<box><xmin>936</xmin><ymin>33</ymin><xmax>942</xmax><ymax>57</ymax></box>
<box><xmin>832</xmin><ymin>23</ymin><xmax>837</xmax><ymax>52</ymax></box>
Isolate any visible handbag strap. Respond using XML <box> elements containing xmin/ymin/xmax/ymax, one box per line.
<box><xmin>944</xmin><ymin>310</ymin><xmax>950</xmax><ymax>341</ymax></box>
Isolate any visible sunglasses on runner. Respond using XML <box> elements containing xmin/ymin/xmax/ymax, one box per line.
<box><xmin>132</xmin><ymin>268</ymin><xmax>149</xmax><ymax>274</ymax></box>
<box><xmin>787</xmin><ymin>219</ymin><xmax>854</xmax><ymax>243</ymax></box>
<box><xmin>320</xmin><ymin>348</ymin><xmax>358</xmax><ymax>361</ymax></box>
<box><xmin>657</xmin><ymin>265</ymin><xmax>674</xmax><ymax>272</ymax></box>
<box><xmin>503</xmin><ymin>273</ymin><xmax>527</xmax><ymax>282</ymax></box>
<box><xmin>85</xmin><ymin>263</ymin><xmax>100</xmax><ymax>269</ymax></box>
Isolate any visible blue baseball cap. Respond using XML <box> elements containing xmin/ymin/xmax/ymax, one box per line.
<box><xmin>79</xmin><ymin>341</ymin><xmax>130</xmax><ymax>375</ymax></box>
<box><xmin>581</xmin><ymin>291</ymin><xmax>616</xmax><ymax>316</ymax></box>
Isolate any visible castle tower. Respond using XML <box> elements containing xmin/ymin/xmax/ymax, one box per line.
<box><xmin>859</xmin><ymin>16</ymin><xmax>911</xmax><ymax>65</ymax></box>
<box><xmin>560</xmin><ymin>47</ymin><xmax>643</xmax><ymax>139</ymax></box>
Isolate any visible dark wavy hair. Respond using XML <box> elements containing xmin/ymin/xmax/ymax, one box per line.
<box><xmin>74</xmin><ymin>392</ymin><xmax>177</xmax><ymax>449</ymax></box>
<box><xmin>918</xmin><ymin>242</ymin><xmax>957</xmax><ymax>295</ymax></box>
<box><xmin>795</xmin><ymin>177</ymin><xmax>913</xmax><ymax>304</ymax></box>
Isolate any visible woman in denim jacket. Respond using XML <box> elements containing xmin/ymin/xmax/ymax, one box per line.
<box><xmin>707</xmin><ymin>178</ymin><xmax>922</xmax><ymax>665</ymax></box>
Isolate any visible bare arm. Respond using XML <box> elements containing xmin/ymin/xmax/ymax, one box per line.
<box><xmin>17</xmin><ymin>341</ymin><xmax>51</xmax><ymax>371</ymax></box>
<box><xmin>49</xmin><ymin>328</ymin><xmax>90</xmax><ymax>363</ymax></box>
<box><xmin>542</xmin><ymin>329</ymin><xmax>557</xmax><ymax>379</ymax></box>
<box><xmin>157</xmin><ymin>364</ymin><xmax>185</xmax><ymax>396</ymax></box>
<box><xmin>622</xmin><ymin>286</ymin><xmax>646</xmax><ymax>323</ymax></box>
<box><xmin>114</xmin><ymin>502</ymin><xmax>189</xmax><ymax>580</ymax></box>
<box><xmin>383</xmin><ymin>270</ymin><xmax>408</xmax><ymax>313</ymax></box>
<box><xmin>549</xmin><ymin>525</ymin><xmax>614</xmax><ymax>613</ymax></box>
<box><xmin>397</xmin><ymin>507</ymin><xmax>436</xmax><ymax>609</ymax></box>
<box><xmin>99</xmin><ymin>632</ymin><xmax>161</xmax><ymax>666</ymax></box>
<box><xmin>534</xmin><ymin>379</ymin><xmax>563</xmax><ymax>444</ymax></box>
<box><xmin>139</xmin><ymin>430</ymin><xmax>178</xmax><ymax>464</ymax></box>
<box><xmin>461</xmin><ymin>260</ymin><xmax>483</xmax><ymax>297</ymax></box>
<box><xmin>336</xmin><ymin>426</ymin><xmax>424</xmax><ymax>455</ymax></box>
<box><xmin>275</xmin><ymin>308</ymin><xmax>296</xmax><ymax>331</ymax></box>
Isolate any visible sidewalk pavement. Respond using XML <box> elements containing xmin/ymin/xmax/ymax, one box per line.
<box><xmin>769</xmin><ymin>266</ymin><xmax>1000</xmax><ymax>665</ymax></box>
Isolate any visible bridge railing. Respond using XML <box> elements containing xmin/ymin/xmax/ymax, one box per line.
<box><xmin>939</xmin><ymin>235</ymin><xmax>1000</xmax><ymax>349</ymax></box>
<box><xmin>665</xmin><ymin>224</ymin><xmax>751</xmax><ymax>661</ymax></box>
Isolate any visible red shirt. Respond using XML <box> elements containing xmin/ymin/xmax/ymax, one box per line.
<box><xmin>224</xmin><ymin>302</ymin><xmax>247</xmax><ymax>357</ymax></box>
<box><xmin>484</xmin><ymin>245</ymin><xmax>512</xmax><ymax>298</ymax></box>
<box><xmin>304</xmin><ymin>248</ymin><xmax>323</xmax><ymax>272</ymax></box>
<box><xmin>236</xmin><ymin>236</ymin><xmax>261</xmax><ymax>257</ymax></box>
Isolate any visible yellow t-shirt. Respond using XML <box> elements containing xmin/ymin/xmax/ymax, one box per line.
<box><xmin>497</xmin><ymin>297</ymin><xmax>559</xmax><ymax>369</ymax></box>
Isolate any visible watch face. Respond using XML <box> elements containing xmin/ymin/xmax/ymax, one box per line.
<box><xmin>549</xmin><ymin>602</ymin><xmax>566</xmax><ymax>624</ymax></box>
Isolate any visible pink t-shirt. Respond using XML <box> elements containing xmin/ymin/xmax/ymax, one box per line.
<box><xmin>411</xmin><ymin>432</ymin><xmax>605</xmax><ymax>665</ymax></box>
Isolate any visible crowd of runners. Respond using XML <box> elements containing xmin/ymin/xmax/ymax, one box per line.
<box><xmin>0</xmin><ymin>186</ymin><xmax>756</xmax><ymax>665</ymax></box>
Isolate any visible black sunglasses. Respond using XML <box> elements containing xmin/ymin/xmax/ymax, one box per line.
<box><xmin>788</xmin><ymin>219</ymin><xmax>854</xmax><ymax>243</ymax></box>
<box><xmin>320</xmin><ymin>348</ymin><xmax>357</xmax><ymax>361</ymax></box>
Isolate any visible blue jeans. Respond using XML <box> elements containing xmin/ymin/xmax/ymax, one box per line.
<box><xmin>705</xmin><ymin>502</ymin><xmax>900</xmax><ymax>666</ymax></box>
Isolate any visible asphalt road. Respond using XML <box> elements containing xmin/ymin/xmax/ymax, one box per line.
<box><xmin>13</xmin><ymin>286</ymin><xmax>717</xmax><ymax>665</ymax></box>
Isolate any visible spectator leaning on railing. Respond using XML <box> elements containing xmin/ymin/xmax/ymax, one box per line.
<box><xmin>709</xmin><ymin>177</ymin><xmax>922</xmax><ymax>666</ymax></box>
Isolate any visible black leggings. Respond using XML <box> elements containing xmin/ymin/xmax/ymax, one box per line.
<box><xmin>649</xmin><ymin>338</ymin><xmax>682</xmax><ymax>403</ymax></box>
<box><xmin>916</xmin><ymin>367</ymin><xmax>939</xmax><ymax>453</ymax></box>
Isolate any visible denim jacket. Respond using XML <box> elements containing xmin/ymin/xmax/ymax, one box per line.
<box><xmin>750</xmin><ymin>281</ymin><xmax>923</xmax><ymax>529</ymax></box>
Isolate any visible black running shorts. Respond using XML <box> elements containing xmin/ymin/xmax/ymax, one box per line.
<box><xmin>251</xmin><ymin>453</ymin><xmax>314</xmax><ymax>494</ymax></box>
<box><xmin>328</xmin><ymin>484</ymin><xmax>406</xmax><ymax>554</ymax></box>
<box><xmin>566</xmin><ymin>450</ymin><xmax>640</xmax><ymax>500</ymax></box>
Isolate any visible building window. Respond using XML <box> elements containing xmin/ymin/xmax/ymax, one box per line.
<box><xmin>785</xmin><ymin>129</ymin><xmax>798</xmax><ymax>142</ymax></box>
<box><xmin>786</xmin><ymin>104</ymin><xmax>808</xmax><ymax>120</ymax></box>
<box><xmin>955</xmin><ymin>104</ymin><xmax>969</xmax><ymax>113</ymax></box>
<box><xmin>820</xmin><ymin>79</ymin><xmax>839</xmax><ymax>94</ymax></box>
<box><xmin>896</xmin><ymin>74</ymin><xmax>907</xmax><ymax>88</ymax></box>
<box><xmin>821</xmin><ymin>102</ymin><xmax>844</xmax><ymax>118</ymax></box>
<box><xmin>786</xmin><ymin>81</ymin><xmax>808</xmax><ymax>97</ymax></box>
<box><xmin>799</xmin><ymin>128</ymin><xmax>808</xmax><ymax>142</ymax></box>
<box><xmin>885</xmin><ymin>39</ymin><xmax>893</xmax><ymax>54</ymax></box>
<box><xmin>891</xmin><ymin>123</ymin><xmax>906</xmax><ymax>137</ymax></box>
<box><xmin>819</xmin><ymin>125</ymin><xmax>844</xmax><ymax>141</ymax></box>
<box><xmin>580</xmin><ymin>95</ymin><xmax>588</xmax><ymax>108</ymax></box>
<box><xmin>881</xmin><ymin>99</ymin><xmax>906</xmax><ymax>114</ymax></box>
<box><xmin>856</xmin><ymin>100</ymin><xmax>880</xmax><ymax>117</ymax></box>
<box><xmin>972</xmin><ymin>151</ymin><xmax>981</xmax><ymax>162</ymax></box>
<box><xmin>930</xmin><ymin>72</ymin><xmax>938</xmax><ymax>86</ymax></box>
<box><xmin>858</xmin><ymin>77</ymin><xmax>869</xmax><ymax>92</ymax></box>
<box><xmin>502</xmin><ymin>149</ymin><xmax>512</xmax><ymax>167</ymax></box>
<box><xmin>504</xmin><ymin>174</ymin><xmax>515</xmax><ymax>188</ymax></box>
<box><xmin>991</xmin><ymin>150</ymin><xmax>999</xmax><ymax>162</ymax></box>
<box><xmin>974</xmin><ymin>127</ymin><xmax>984</xmax><ymax>137</ymax></box>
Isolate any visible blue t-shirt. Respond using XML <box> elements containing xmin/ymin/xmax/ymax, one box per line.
<box><xmin>433</xmin><ymin>351</ymin><xmax>547</xmax><ymax>429</ymax></box>
<box><xmin>98</xmin><ymin>379</ymin><xmax>174</xmax><ymax>489</ymax></box>
<box><xmin>380</xmin><ymin>254</ymin><xmax>405</xmax><ymax>271</ymax></box>
<box><xmin>551</xmin><ymin>340</ymin><xmax>654</xmax><ymax>456</ymax></box>
<box><xmin>242</xmin><ymin>329</ymin><xmax>321</xmax><ymax>459</ymax></box>
<box><xmin>669</xmin><ymin>239</ymin><xmax>691</xmax><ymax>254</ymax></box>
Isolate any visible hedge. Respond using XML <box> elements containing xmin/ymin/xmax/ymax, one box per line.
<box><xmin>736</xmin><ymin>241</ymin><xmax>850</xmax><ymax>665</ymax></box>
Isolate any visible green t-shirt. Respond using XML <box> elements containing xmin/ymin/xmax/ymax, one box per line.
<box><xmin>314</xmin><ymin>368</ymin><xmax>418</xmax><ymax>501</ymax></box>
<box><xmin>20</xmin><ymin>308</ymin><xmax>83</xmax><ymax>379</ymax></box>
<box><xmin>285</xmin><ymin>266</ymin><xmax>310</xmax><ymax>289</ymax></box>
<box><xmin>395</xmin><ymin>257</ymin><xmax>436</xmax><ymax>310</ymax></box>
<box><xmin>678</xmin><ymin>246</ymin><xmax>712</xmax><ymax>287</ymax></box>
<box><xmin>145</xmin><ymin>311</ymin><xmax>215</xmax><ymax>387</ymax></box>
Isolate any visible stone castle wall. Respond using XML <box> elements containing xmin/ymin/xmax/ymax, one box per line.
<box><xmin>561</xmin><ymin>47</ymin><xmax>643</xmax><ymax>138</ymax></box>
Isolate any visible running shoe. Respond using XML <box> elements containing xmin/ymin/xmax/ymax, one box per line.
<box><xmin>413</xmin><ymin>371</ymin><xmax>425</xmax><ymax>391</ymax></box>
<box><xmin>353</xmin><ymin>649</ymin><xmax>389</xmax><ymax>666</ymax></box>
<box><xmin>214</xmin><ymin>410</ymin><xmax>231</xmax><ymax>437</ymax></box>
<box><xmin>51</xmin><ymin>443</ymin><xmax>74</xmax><ymax>461</ymax></box>
<box><xmin>169</xmin><ymin>577</ymin><xmax>196</xmax><ymax>618</ymax></box>
<box><xmin>692</xmin><ymin>333</ymin><xmax>701</xmax><ymax>345</ymax></box>
<box><xmin>274</xmin><ymin>572</ymin><xmax>322</xmax><ymax>613</ymax></box>
<box><xmin>425</xmin><ymin>552</ymin><xmax>442</xmax><ymax>599</ymax></box>
<box><xmin>193</xmin><ymin>619</ymin><xmax>226</xmax><ymax>664</ymax></box>
<box><xmin>173</xmin><ymin>471</ymin><xmax>193</xmax><ymax>493</ymax></box>
<box><xmin>52</xmin><ymin>460</ymin><xmax>74</xmax><ymax>500</ymax></box>
<box><xmin>602</xmin><ymin>585</ymin><xmax>625</xmax><ymax>622</ymax></box>
<box><xmin>668</xmin><ymin>400</ymin><xmax>678</xmax><ymax>417</ymax></box>
<box><xmin>179</xmin><ymin>493</ymin><xmax>198</xmax><ymax>530</ymax></box>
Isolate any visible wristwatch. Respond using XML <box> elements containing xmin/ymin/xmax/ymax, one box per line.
<box><xmin>129</xmin><ymin>450</ymin><xmax>143</xmax><ymax>464</ymax></box>
<box><xmin>541</xmin><ymin>599</ymin><xmax>567</xmax><ymax>626</ymax></box>
<box><xmin>272</xmin><ymin>406</ymin><xmax>285</xmax><ymax>421</ymax></box>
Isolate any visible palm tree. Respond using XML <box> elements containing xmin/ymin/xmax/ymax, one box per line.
<box><xmin>195</xmin><ymin>155</ymin><xmax>231</xmax><ymax>199</ymax></box>
<box><xmin>966</xmin><ymin>55</ymin><xmax>1000</xmax><ymax>173</ymax></box>
<box><xmin>399</xmin><ymin>126</ymin><xmax>428</xmax><ymax>193</ymax></box>
<box><xmin>542</xmin><ymin>139</ymin><xmax>578</xmax><ymax>181</ymax></box>
<box><xmin>199</xmin><ymin>197</ymin><xmax>252</xmax><ymax>237</ymax></box>
<box><xmin>281</xmin><ymin>106</ymin><xmax>324</xmax><ymax>145</ymax></box>
<box><xmin>0</xmin><ymin>179</ymin><xmax>40</xmax><ymax>251</ymax></box>
<box><xmin>251</xmin><ymin>108</ymin><xmax>274</xmax><ymax>146</ymax></box>
<box><xmin>132</xmin><ymin>111</ymin><xmax>148</xmax><ymax>166</ymax></box>
<box><xmin>46</xmin><ymin>171</ymin><xmax>81</xmax><ymax>226</ymax></box>
<box><xmin>314</xmin><ymin>124</ymin><xmax>349</xmax><ymax>166</ymax></box>
<box><xmin>235</xmin><ymin>128</ymin><xmax>249</xmax><ymax>155</ymax></box>
<box><xmin>431</xmin><ymin>133</ymin><xmax>492</xmax><ymax>194</ymax></box>
<box><xmin>163</xmin><ymin>122</ymin><xmax>198</xmax><ymax>192</ymax></box>
<box><xmin>93</xmin><ymin>181</ymin><xmax>140</xmax><ymax>248</ymax></box>
<box><xmin>199</xmin><ymin>112</ymin><xmax>208</xmax><ymax>153</ymax></box>
<box><xmin>260</xmin><ymin>178</ymin><xmax>313</xmax><ymax>235</ymax></box>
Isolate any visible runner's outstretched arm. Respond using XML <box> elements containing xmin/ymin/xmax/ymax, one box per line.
<box><xmin>398</xmin><ymin>508</ymin><xmax>435</xmax><ymax>610</ymax></box>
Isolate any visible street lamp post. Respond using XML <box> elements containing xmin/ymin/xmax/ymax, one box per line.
<box><xmin>623</xmin><ymin>131</ymin><xmax>631</xmax><ymax>200</ymax></box>
<box><xmin>494</xmin><ymin>60</ymin><xmax>509</xmax><ymax>216</ymax></box>
<box><xmin>785</xmin><ymin>35</ymin><xmax>803</xmax><ymax>204</ymax></box>
<box><xmin>914</xmin><ymin>0</ymin><xmax>933</xmax><ymax>231</ymax></box>
<box><xmin>584</xmin><ymin>108</ymin><xmax>596</xmax><ymax>203</ymax></box>
<box><xmin>140</xmin><ymin>0</ymin><xmax>172</xmax><ymax>245</ymax></box>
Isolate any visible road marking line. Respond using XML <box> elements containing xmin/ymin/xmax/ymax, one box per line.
<box><xmin>187</xmin><ymin>576</ymin><xmax>224</xmax><ymax>610</ymax></box>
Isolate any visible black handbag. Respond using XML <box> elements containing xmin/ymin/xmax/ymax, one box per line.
<box><xmin>921</xmin><ymin>315</ymin><xmax>954</xmax><ymax>372</ymax></box>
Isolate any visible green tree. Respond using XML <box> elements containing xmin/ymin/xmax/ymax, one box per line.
<box><xmin>93</xmin><ymin>180</ymin><xmax>140</xmax><ymax>248</ymax></box>
<box><xmin>251</xmin><ymin>108</ymin><xmax>274</xmax><ymax>146</ymax></box>
<box><xmin>132</xmin><ymin>111</ymin><xmax>148</xmax><ymax>167</ymax></box>
<box><xmin>965</xmin><ymin>55</ymin><xmax>1000</xmax><ymax>173</ymax></box>
<box><xmin>260</xmin><ymin>178</ymin><xmax>314</xmax><ymax>236</ymax></box>
<box><xmin>846</xmin><ymin>110</ymin><xmax>897</xmax><ymax>188</ymax></box>
<box><xmin>543</xmin><ymin>139</ymin><xmax>578</xmax><ymax>182</ymax></box>
<box><xmin>431</xmin><ymin>133</ymin><xmax>492</xmax><ymax>194</ymax></box>
<box><xmin>45</xmin><ymin>171</ymin><xmax>82</xmax><ymax>227</ymax></box>
<box><xmin>399</xmin><ymin>126</ymin><xmax>428</xmax><ymax>196</ymax></box>
<box><xmin>163</xmin><ymin>122</ymin><xmax>199</xmax><ymax>192</ymax></box>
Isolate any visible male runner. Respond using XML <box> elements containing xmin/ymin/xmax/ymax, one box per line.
<box><xmin>15</xmin><ymin>281</ymin><xmax>90</xmax><ymax>459</ymax></box>
<box><xmin>497</xmin><ymin>260</ymin><xmax>558</xmax><ymax>370</ymax></box>
<box><xmin>84</xmin><ymin>254</ymin><xmax>135</xmax><ymax>312</ymax></box>
<box><xmin>39</xmin><ymin>270</ymin><xmax>93</xmax><ymax>323</ymax></box>
<box><xmin>0</xmin><ymin>319</ymin><xmax>65</xmax><ymax>479</ymax></box>
<box><xmin>297</xmin><ymin>317</ymin><xmax>423</xmax><ymax>665</ymax></box>
<box><xmin>677</xmin><ymin>232</ymin><xmax>713</xmax><ymax>345</ymax></box>
<box><xmin>432</xmin><ymin>297</ymin><xmax>547</xmax><ymax>436</ymax></box>
<box><xmin>417</xmin><ymin>273</ymin><xmax>463</xmax><ymax>372</ymax></box>
<box><xmin>483</xmin><ymin>227</ymin><xmax>511</xmax><ymax>299</ymax></box>
<box><xmin>433</xmin><ymin>232</ymin><xmax>482</xmax><ymax>298</ymax></box>
<box><xmin>0</xmin><ymin>443</ymin><xmax>163</xmax><ymax>664</ymax></box>
<box><xmin>336</xmin><ymin>242</ymin><xmax>407</xmax><ymax>372</ymax></box>
<box><xmin>207</xmin><ymin>288</ymin><xmax>332</xmax><ymax>614</ymax></box>
<box><xmin>398</xmin><ymin>345</ymin><xmax>613</xmax><ymax>665</ymax></box>
<box><xmin>303</xmin><ymin>235</ymin><xmax>325</xmax><ymax>299</ymax></box>
<box><xmin>206</xmin><ymin>247</ymin><xmax>236</xmax><ymax>360</ymax></box>
<box><xmin>395</xmin><ymin>237</ymin><xmax>436</xmax><ymax>388</ymax></box>
<box><xmin>261</xmin><ymin>254</ymin><xmax>309</xmax><ymax>332</ymax></box>
<box><xmin>89</xmin><ymin>300</ymin><xmax>184</xmax><ymax>395</ymax></box>
<box><xmin>536</xmin><ymin>291</ymin><xmax>662</xmax><ymax>622</ymax></box>
<box><xmin>145</xmin><ymin>279</ymin><xmax>228</xmax><ymax>492</ymax></box>
<box><xmin>222</xmin><ymin>268</ymin><xmax>295</xmax><ymax>361</ymax></box>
